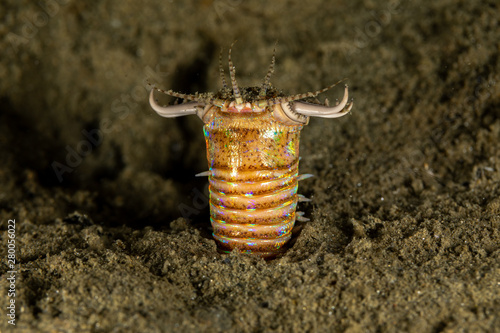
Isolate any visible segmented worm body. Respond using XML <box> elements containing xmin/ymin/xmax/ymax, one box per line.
<box><xmin>149</xmin><ymin>46</ymin><xmax>353</xmax><ymax>258</ymax></box>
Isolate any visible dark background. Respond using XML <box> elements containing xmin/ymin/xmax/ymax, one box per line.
<box><xmin>0</xmin><ymin>0</ymin><xmax>498</xmax><ymax>332</ymax></box>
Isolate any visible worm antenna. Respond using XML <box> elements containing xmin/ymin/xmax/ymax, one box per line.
<box><xmin>150</xmin><ymin>86</ymin><xmax>201</xmax><ymax>102</ymax></box>
<box><xmin>278</xmin><ymin>79</ymin><xmax>347</xmax><ymax>104</ymax></box>
<box><xmin>255</xmin><ymin>79</ymin><xmax>347</xmax><ymax>108</ymax></box>
<box><xmin>219</xmin><ymin>48</ymin><xmax>228</xmax><ymax>89</ymax></box>
<box><xmin>228</xmin><ymin>41</ymin><xmax>244</xmax><ymax>105</ymax></box>
<box><xmin>259</xmin><ymin>41</ymin><xmax>278</xmax><ymax>97</ymax></box>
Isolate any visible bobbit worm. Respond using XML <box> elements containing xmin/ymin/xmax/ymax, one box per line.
<box><xmin>149</xmin><ymin>45</ymin><xmax>353</xmax><ymax>258</ymax></box>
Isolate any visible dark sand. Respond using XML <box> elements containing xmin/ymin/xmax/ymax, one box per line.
<box><xmin>0</xmin><ymin>0</ymin><xmax>499</xmax><ymax>332</ymax></box>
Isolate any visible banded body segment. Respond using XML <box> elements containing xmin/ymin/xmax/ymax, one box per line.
<box><xmin>204</xmin><ymin>110</ymin><xmax>302</xmax><ymax>257</ymax></box>
<box><xmin>209</xmin><ymin>170</ymin><xmax>298</xmax><ymax>210</ymax></box>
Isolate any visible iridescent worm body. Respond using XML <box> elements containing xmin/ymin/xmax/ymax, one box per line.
<box><xmin>149</xmin><ymin>46</ymin><xmax>353</xmax><ymax>258</ymax></box>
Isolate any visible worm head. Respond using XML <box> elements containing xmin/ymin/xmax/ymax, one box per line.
<box><xmin>149</xmin><ymin>45</ymin><xmax>353</xmax><ymax>125</ymax></box>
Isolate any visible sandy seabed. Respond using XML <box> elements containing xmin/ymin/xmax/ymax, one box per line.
<box><xmin>0</xmin><ymin>0</ymin><xmax>499</xmax><ymax>332</ymax></box>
